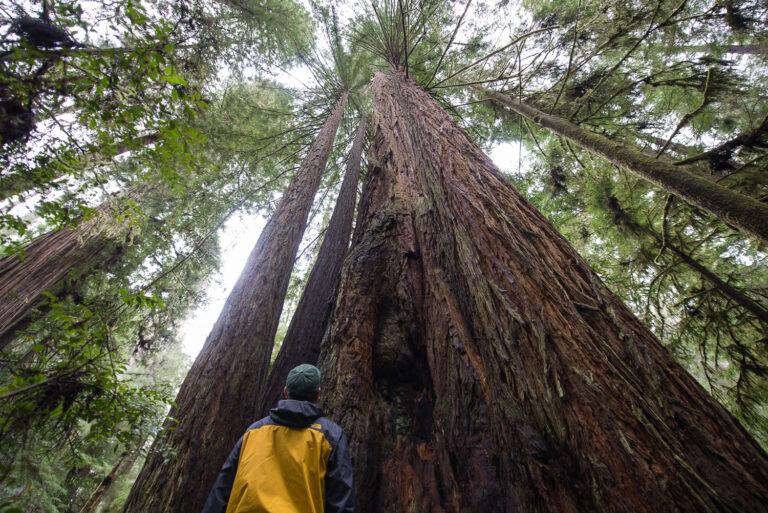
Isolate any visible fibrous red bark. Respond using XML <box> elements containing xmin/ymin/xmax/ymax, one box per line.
<box><xmin>259</xmin><ymin>113</ymin><xmax>367</xmax><ymax>415</ymax></box>
<box><xmin>121</xmin><ymin>91</ymin><xmax>348</xmax><ymax>513</ymax></box>
<box><xmin>319</xmin><ymin>70</ymin><xmax>768</xmax><ymax>512</ymax></box>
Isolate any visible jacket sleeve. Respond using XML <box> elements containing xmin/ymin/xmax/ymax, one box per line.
<box><xmin>201</xmin><ymin>437</ymin><xmax>243</xmax><ymax>513</ymax></box>
<box><xmin>325</xmin><ymin>430</ymin><xmax>355</xmax><ymax>513</ymax></box>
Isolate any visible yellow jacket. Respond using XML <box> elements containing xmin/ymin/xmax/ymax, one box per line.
<box><xmin>202</xmin><ymin>400</ymin><xmax>355</xmax><ymax>513</ymax></box>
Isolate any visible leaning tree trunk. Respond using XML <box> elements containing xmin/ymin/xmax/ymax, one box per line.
<box><xmin>479</xmin><ymin>87</ymin><xmax>768</xmax><ymax>244</ymax></box>
<box><xmin>635</xmin><ymin>220</ymin><xmax>768</xmax><ymax>325</ymax></box>
<box><xmin>669</xmin><ymin>44</ymin><xmax>768</xmax><ymax>55</ymax></box>
<box><xmin>77</xmin><ymin>451</ymin><xmax>139</xmax><ymax>513</ymax></box>
<box><xmin>319</xmin><ymin>69</ymin><xmax>768</xmax><ymax>513</ymax></box>
<box><xmin>258</xmin><ymin>113</ymin><xmax>367</xmax><ymax>415</ymax></box>
<box><xmin>121</xmin><ymin>91</ymin><xmax>348</xmax><ymax>513</ymax></box>
<box><xmin>0</xmin><ymin>203</ymin><xmax>123</xmax><ymax>349</ymax></box>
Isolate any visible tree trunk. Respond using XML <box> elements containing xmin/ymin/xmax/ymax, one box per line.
<box><xmin>632</xmin><ymin>131</ymin><xmax>697</xmax><ymax>157</ymax></box>
<box><xmin>479</xmin><ymin>87</ymin><xmax>768</xmax><ymax>244</ymax></box>
<box><xmin>259</xmin><ymin>113</ymin><xmax>367</xmax><ymax>415</ymax></box>
<box><xmin>665</xmin><ymin>240</ymin><xmax>768</xmax><ymax>324</ymax></box>
<box><xmin>669</xmin><ymin>44</ymin><xmax>768</xmax><ymax>55</ymax></box>
<box><xmin>0</xmin><ymin>204</ymin><xmax>120</xmax><ymax>349</ymax></box>
<box><xmin>319</xmin><ymin>69</ymin><xmax>768</xmax><ymax>513</ymax></box>
<box><xmin>121</xmin><ymin>91</ymin><xmax>348</xmax><ymax>513</ymax></box>
<box><xmin>77</xmin><ymin>451</ymin><xmax>139</xmax><ymax>513</ymax></box>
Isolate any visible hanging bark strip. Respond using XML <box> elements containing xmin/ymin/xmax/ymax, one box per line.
<box><xmin>259</xmin><ymin>113</ymin><xmax>367</xmax><ymax>415</ymax></box>
<box><xmin>121</xmin><ymin>91</ymin><xmax>348</xmax><ymax>513</ymax></box>
<box><xmin>319</xmin><ymin>70</ymin><xmax>768</xmax><ymax>513</ymax></box>
<box><xmin>478</xmin><ymin>86</ymin><xmax>768</xmax><ymax>245</ymax></box>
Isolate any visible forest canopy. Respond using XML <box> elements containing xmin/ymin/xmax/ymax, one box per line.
<box><xmin>1</xmin><ymin>0</ymin><xmax>767</xmax><ymax>511</ymax></box>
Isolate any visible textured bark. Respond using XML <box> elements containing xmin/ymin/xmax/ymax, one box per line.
<box><xmin>0</xmin><ymin>204</ymin><xmax>118</xmax><ymax>348</ymax></box>
<box><xmin>121</xmin><ymin>91</ymin><xmax>347</xmax><ymax>513</ymax></box>
<box><xmin>259</xmin><ymin>113</ymin><xmax>367</xmax><ymax>415</ymax></box>
<box><xmin>480</xmin><ymin>87</ymin><xmax>768</xmax><ymax>244</ymax></box>
<box><xmin>319</xmin><ymin>70</ymin><xmax>768</xmax><ymax>513</ymax></box>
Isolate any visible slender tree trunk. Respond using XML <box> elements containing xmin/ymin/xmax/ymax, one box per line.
<box><xmin>259</xmin><ymin>113</ymin><xmax>367</xmax><ymax>415</ymax></box>
<box><xmin>121</xmin><ymin>91</ymin><xmax>348</xmax><ymax>513</ymax></box>
<box><xmin>0</xmin><ymin>204</ymin><xmax>119</xmax><ymax>348</ymax></box>
<box><xmin>319</xmin><ymin>69</ymin><xmax>768</xmax><ymax>513</ymax></box>
<box><xmin>77</xmin><ymin>451</ymin><xmax>139</xmax><ymax>513</ymax></box>
<box><xmin>665</xmin><ymin>240</ymin><xmax>768</xmax><ymax>324</ymax></box>
<box><xmin>669</xmin><ymin>44</ymin><xmax>768</xmax><ymax>55</ymax></box>
<box><xmin>479</xmin><ymin>87</ymin><xmax>768</xmax><ymax>244</ymax></box>
<box><xmin>633</xmin><ymin>131</ymin><xmax>697</xmax><ymax>156</ymax></box>
<box><xmin>602</xmin><ymin>195</ymin><xmax>768</xmax><ymax>324</ymax></box>
<box><xmin>676</xmin><ymin>114</ymin><xmax>768</xmax><ymax>167</ymax></box>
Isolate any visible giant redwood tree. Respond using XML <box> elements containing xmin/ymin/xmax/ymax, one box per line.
<box><xmin>121</xmin><ymin>90</ymin><xmax>348</xmax><ymax>513</ymax></box>
<box><xmin>318</xmin><ymin>69</ymin><xmax>768</xmax><ymax>512</ymax></box>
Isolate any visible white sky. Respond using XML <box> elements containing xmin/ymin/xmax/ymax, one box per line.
<box><xmin>180</xmin><ymin>212</ymin><xmax>266</xmax><ymax>358</ymax></box>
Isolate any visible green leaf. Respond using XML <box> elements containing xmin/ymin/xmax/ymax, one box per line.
<box><xmin>161</xmin><ymin>75</ymin><xmax>187</xmax><ymax>86</ymax></box>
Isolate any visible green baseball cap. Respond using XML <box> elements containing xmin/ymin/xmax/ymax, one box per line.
<box><xmin>286</xmin><ymin>364</ymin><xmax>321</xmax><ymax>401</ymax></box>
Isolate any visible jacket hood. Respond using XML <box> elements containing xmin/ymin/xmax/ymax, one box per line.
<box><xmin>269</xmin><ymin>399</ymin><xmax>324</xmax><ymax>428</ymax></box>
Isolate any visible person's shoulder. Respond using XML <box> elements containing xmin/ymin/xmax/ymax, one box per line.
<box><xmin>314</xmin><ymin>416</ymin><xmax>346</xmax><ymax>444</ymax></box>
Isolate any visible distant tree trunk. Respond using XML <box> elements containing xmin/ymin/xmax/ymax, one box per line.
<box><xmin>77</xmin><ymin>451</ymin><xmax>139</xmax><ymax>513</ymax></box>
<box><xmin>669</xmin><ymin>44</ymin><xmax>768</xmax><ymax>55</ymax></box>
<box><xmin>319</xmin><ymin>69</ymin><xmax>768</xmax><ymax>513</ymax></box>
<box><xmin>602</xmin><ymin>195</ymin><xmax>768</xmax><ymax>324</ymax></box>
<box><xmin>480</xmin><ymin>87</ymin><xmax>768</xmax><ymax>244</ymax></box>
<box><xmin>633</xmin><ymin>131</ymin><xmax>697</xmax><ymax>156</ymax></box>
<box><xmin>259</xmin><ymin>113</ymin><xmax>367</xmax><ymax>415</ymax></box>
<box><xmin>664</xmin><ymin>239</ymin><xmax>768</xmax><ymax>324</ymax></box>
<box><xmin>0</xmin><ymin>204</ymin><xmax>122</xmax><ymax>349</ymax></box>
<box><xmin>121</xmin><ymin>91</ymin><xmax>348</xmax><ymax>513</ymax></box>
<box><xmin>722</xmin><ymin>44</ymin><xmax>768</xmax><ymax>55</ymax></box>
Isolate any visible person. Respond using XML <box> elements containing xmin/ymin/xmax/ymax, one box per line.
<box><xmin>201</xmin><ymin>364</ymin><xmax>355</xmax><ymax>513</ymax></box>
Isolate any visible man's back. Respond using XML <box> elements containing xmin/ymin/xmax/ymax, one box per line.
<box><xmin>202</xmin><ymin>400</ymin><xmax>354</xmax><ymax>513</ymax></box>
